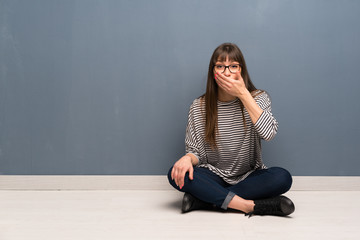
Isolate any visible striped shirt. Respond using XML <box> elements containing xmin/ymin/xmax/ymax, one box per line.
<box><xmin>185</xmin><ymin>90</ymin><xmax>278</xmax><ymax>185</ymax></box>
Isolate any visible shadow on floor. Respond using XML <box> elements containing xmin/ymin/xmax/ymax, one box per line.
<box><xmin>165</xmin><ymin>199</ymin><xmax>182</xmax><ymax>210</ymax></box>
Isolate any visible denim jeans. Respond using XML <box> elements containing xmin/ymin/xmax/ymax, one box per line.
<box><xmin>167</xmin><ymin>166</ymin><xmax>292</xmax><ymax>210</ymax></box>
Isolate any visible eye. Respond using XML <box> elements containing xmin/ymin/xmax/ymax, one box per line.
<box><xmin>215</xmin><ymin>65</ymin><xmax>224</xmax><ymax>69</ymax></box>
<box><xmin>230</xmin><ymin>65</ymin><xmax>239</xmax><ymax>69</ymax></box>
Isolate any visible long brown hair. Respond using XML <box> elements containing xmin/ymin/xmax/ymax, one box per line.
<box><xmin>199</xmin><ymin>43</ymin><xmax>262</xmax><ymax>150</ymax></box>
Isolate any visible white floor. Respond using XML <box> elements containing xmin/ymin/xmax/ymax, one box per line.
<box><xmin>0</xmin><ymin>190</ymin><xmax>359</xmax><ymax>240</ymax></box>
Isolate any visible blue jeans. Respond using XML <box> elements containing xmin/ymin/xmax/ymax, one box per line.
<box><xmin>167</xmin><ymin>166</ymin><xmax>292</xmax><ymax>210</ymax></box>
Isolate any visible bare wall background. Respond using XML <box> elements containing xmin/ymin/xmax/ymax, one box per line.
<box><xmin>1</xmin><ymin>0</ymin><xmax>359</xmax><ymax>175</ymax></box>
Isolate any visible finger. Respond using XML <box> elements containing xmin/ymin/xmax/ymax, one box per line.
<box><xmin>217</xmin><ymin>73</ymin><xmax>232</xmax><ymax>83</ymax></box>
<box><xmin>176</xmin><ymin>169</ymin><xmax>183</xmax><ymax>187</ymax></box>
<box><xmin>178</xmin><ymin>170</ymin><xmax>186</xmax><ymax>189</ymax></box>
<box><xmin>173</xmin><ymin>169</ymin><xmax>179</xmax><ymax>186</ymax></box>
<box><xmin>215</xmin><ymin>77</ymin><xmax>222</xmax><ymax>88</ymax></box>
<box><xmin>171</xmin><ymin>167</ymin><xmax>174</xmax><ymax>180</ymax></box>
<box><xmin>216</xmin><ymin>76</ymin><xmax>231</xmax><ymax>90</ymax></box>
<box><xmin>216</xmin><ymin>74</ymin><xmax>233</xmax><ymax>87</ymax></box>
<box><xmin>215</xmin><ymin>74</ymin><xmax>224</xmax><ymax>86</ymax></box>
<box><xmin>189</xmin><ymin>167</ymin><xmax>194</xmax><ymax>180</ymax></box>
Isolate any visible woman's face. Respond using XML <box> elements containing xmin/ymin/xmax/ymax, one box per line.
<box><xmin>213</xmin><ymin>56</ymin><xmax>241</xmax><ymax>80</ymax></box>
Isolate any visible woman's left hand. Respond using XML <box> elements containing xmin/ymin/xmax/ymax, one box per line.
<box><xmin>215</xmin><ymin>71</ymin><xmax>248</xmax><ymax>97</ymax></box>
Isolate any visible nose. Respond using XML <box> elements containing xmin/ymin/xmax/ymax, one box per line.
<box><xmin>223</xmin><ymin>67</ymin><xmax>231</xmax><ymax>76</ymax></box>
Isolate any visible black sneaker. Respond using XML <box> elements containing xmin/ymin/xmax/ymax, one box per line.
<box><xmin>245</xmin><ymin>195</ymin><xmax>295</xmax><ymax>217</ymax></box>
<box><xmin>181</xmin><ymin>193</ymin><xmax>215</xmax><ymax>213</ymax></box>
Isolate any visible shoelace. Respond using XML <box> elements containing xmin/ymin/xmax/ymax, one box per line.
<box><xmin>244</xmin><ymin>198</ymin><xmax>281</xmax><ymax>218</ymax></box>
<box><xmin>245</xmin><ymin>211</ymin><xmax>254</xmax><ymax>218</ymax></box>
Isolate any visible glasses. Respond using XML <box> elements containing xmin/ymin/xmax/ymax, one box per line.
<box><xmin>214</xmin><ymin>64</ymin><xmax>240</xmax><ymax>73</ymax></box>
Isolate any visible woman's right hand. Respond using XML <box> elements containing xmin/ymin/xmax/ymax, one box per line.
<box><xmin>171</xmin><ymin>155</ymin><xmax>194</xmax><ymax>189</ymax></box>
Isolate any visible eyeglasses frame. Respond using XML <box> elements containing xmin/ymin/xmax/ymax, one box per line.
<box><xmin>213</xmin><ymin>64</ymin><xmax>241</xmax><ymax>74</ymax></box>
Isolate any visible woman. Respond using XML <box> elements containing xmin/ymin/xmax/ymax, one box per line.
<box><xmin>167</xmin><ymin>43</ymin><xmax>295</xmax><ymax>217</ymax></box>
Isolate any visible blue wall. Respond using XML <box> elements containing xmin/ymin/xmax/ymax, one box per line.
<box><xmin>1</xmin><ymin>0</ymin><xmax>359</xmax><ymax>175</ymax></box>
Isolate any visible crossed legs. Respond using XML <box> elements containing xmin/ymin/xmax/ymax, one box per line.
<box><xmin>167</xmin><ymin>166</ymin><xmax>292</xmax><ymax>213</ymax></box>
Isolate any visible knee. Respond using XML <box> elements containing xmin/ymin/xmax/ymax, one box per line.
<box><xmin>167</xmin><ymin>166</ymin><xmax>179</xmax><ymax>190</ymax></box>
<box><xmin>270</xmin><ymin>167</ymin><xmax>293</xmax><ymax>192</ymax></box>
<box><xmin>167</xmin><ymin>166</ymin><xmax>186</xmax><ymax>183</ymax></box>
<box><xmin>167</xmin><ymin>166</ymin><xmax>191</xmax><ymax>192</ymax></box>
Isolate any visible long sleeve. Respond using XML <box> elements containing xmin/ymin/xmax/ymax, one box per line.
<box><xmin>185</xmin><ymin>100</ymin><xmax>207</xmax><ymax>165</ymax></box>
<box><xmin>182</xmin><ymin>94</ymin><xmax>275</xmax><ymax>185</ymax></box>
<box><xmin>253</xmin><ymin>91</ymin><xmax>279</xmax><ymax>141</ymax></box>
